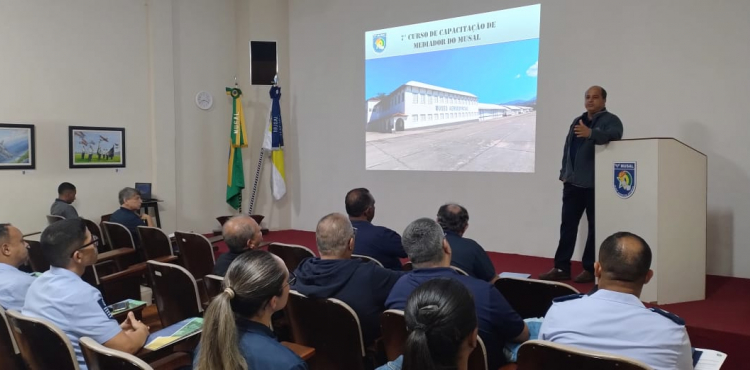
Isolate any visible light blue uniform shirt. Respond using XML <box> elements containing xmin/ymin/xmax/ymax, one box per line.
<box><xmin>0</xmin><ymin>262</ymin><xmax>36</xmax><ymax>311</ymax></box>
<box><xmin>539</xmin><ymin>289</ymin><xmax>693</xmax><ymax>370</ymax></box>
<box><xmin>22</xmin><ymin>267</ymin><xmax>121</xmax><ymax>370</ymax></box>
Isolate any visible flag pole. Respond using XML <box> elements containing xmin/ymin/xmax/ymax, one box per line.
<box><xmin>248</xmin><ymin>148</ymin><xmax>264</xmax><ymax>215</ymax></box>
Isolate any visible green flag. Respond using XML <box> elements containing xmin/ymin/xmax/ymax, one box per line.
<box><xmin>226</xmin><ymin>87</ymin><xmax>248</xmax><ymax>209</ymax></box>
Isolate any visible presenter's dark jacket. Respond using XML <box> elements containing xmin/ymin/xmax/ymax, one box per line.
<box><xmin>445</xmin><ymin>230</ymin><xmax>496</xmax><ymax>282</ymax></box>
<box><xmin>560</xmin><ymin>109</ymin><xmax>623</xmax><ymax>188</ymax></box>
<box><xmin>292</xmin><ymin>257</ymin><xmax>403</xmax><ymax>346</ymax></box>
<box><xmin>350</xmin><ymin>220</ymin><xmax>407</xmax><ymax>270</ymax></box>
<box><xmin>385</xmin><ymin>267</ymin><xmax>525</xmax><ymax>370</ymax></box>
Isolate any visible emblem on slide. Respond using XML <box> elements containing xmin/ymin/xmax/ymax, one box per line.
<box><xmin>373</xmin><ymin>33</ymin><xmax>387</xmax><ymax>53</ymax></box>
<box><xmin>614</xmin><ymin>162</ymin><xmax>637</xmax><ymax>199</ymax></box>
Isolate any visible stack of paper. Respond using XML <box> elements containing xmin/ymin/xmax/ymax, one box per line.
<box><xmin>694</xmin><ymin>348</ymin><xmax>727</xmax><ymax>370</ymax></box>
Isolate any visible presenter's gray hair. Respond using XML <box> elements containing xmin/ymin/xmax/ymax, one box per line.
<box><xmin>118</xmin><ymin>187</ymin><xmax>140</xmax><ymax>205</ymax></box>
<box><xmin>316</xmin><ymin>213</ymin><xmax>354</xmax><ymax>256</ymax></box>
<box><xmin>402</xmin><ymin>218</ymin><xmax>445</xmax><ymax>265</ymax></box>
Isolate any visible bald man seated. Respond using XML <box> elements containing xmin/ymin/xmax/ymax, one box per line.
<box><xmin>292</xmin><ymin>213</ymin><xmax>403</xmax><ymax>347</ymax></box>
<box><xmin>0</xmin><ymin>224</ymin><xmax>35</xmax><ymax>311</ymax></box>
<box><xmin>539</xmin><ymin>232</ymin><xmax>693</xmax><ymax>370</ymax></box>
<box><xmin>213</xmin><ymin>216</ymin><xmax>263</xmax><ymax>277</ymax></box>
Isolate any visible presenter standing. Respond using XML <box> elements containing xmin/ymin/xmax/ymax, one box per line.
<box><xmin>539</xmin><ymin>86</ymin><xmax>623</xmax><ymax>283</ymax></box>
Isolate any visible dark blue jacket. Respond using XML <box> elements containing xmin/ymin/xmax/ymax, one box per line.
<box><xmin>445</xmin><ymin>231</ymin><xmax>496</xmax><ymax>282</ymax></box>
<box><xmin>109</xmin><ymin>207</ymin><xmax>145</xmax><ymax>247</ymax></box>
<box><xmin>386</xmin><ymin>267</ymin><xmax>524</xmax><ymax>370</ymax></box>
<box><xmin>292</xmin><ymin>257</ymin><xmax>403</xmax><ymax>346</ymax></box>
<box><xmin>560</xmin><ymin>109</ymin><xmax>623</xmax><ymax>188</ymax></box>
<box><xmin>351</xmin><ymin>220</ymin><xmax>407</xmax><ymax>270</ymax></box>
<box><xmin>193</xmin><ymin>319</ymin><xmax>307</xmax><ymax>370</ymax></box>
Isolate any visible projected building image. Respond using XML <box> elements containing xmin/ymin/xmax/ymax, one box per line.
<box><xmin>366</xmin><ymin>81</ymin><xmax>534</xmax><ymax>133</ymax></box>
<box><xmin>365</xmin><ymin>4</ymin><xmax>540</xmax><ymax>172</ymax></box>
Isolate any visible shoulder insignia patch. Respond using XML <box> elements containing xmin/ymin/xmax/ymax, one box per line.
<box><xmin>552</xmin><ymin>294</ymin><xmax>584</xmax><ymax>303</ymax></box>
<box><xmin>98</xmin><ymin>298</ymin><xmax>114</xmax><ymax>319</ymax></box>
<box><xmin>649</xmin><ymin>307</ymin><xmax>685</xmax><ymax>325</ymax></box>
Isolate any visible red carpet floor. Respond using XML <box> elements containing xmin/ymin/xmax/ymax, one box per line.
<box><xmin>215</xmin><ymin>229</ymin><xmax>749</xmax><ymax>369</ymax></box>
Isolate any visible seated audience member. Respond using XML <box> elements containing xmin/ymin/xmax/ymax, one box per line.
<box><xmin>437</xmin><ymin>203</ymin><xmax>497</xmax><ymax>282</ymax></box>
<box><xmin>194</xmin><ymin>250</ymin><xmax>307</xmax><ymax>370</ymax></box>
<box><xmin>110</xmin><ymin>187</ymin><xmax>153</xmax><ymax>247</ymax></box>
<box><xmin>377</xmin><ymin>278</ymin><xmax>478</xmax><ymax>370</ymax></box>
<box><xmin>346</xmin><ymin>188</ymin><xmax>407</xmax><ymax>270</ymax></box>
<box><xmin>386</xmin><ymin>218</ymin><xmax>528</xmax><ymax>370</ymax></box>
<box><xmin>50</xmin><ymin>182</ymin><xmax>79</xmax><ymax>219</ymax></box>
<box><xmin>0</xmin><ymin>224</ymin><xmax>34</xmax><ymax>311</ymax></box>
<box><xmin>22</xmin><ymin>219</ymin><xmax>149</xmax><ymax>370</ymax></box>
<box><xmin>213</xmin><ymin>216</ymin><xmax>263</xmax><ymax>276</ymax></box>
<box><xmin>292</xmin><ymin>213</ymin><xmax>403</xmax><ymax>346</ymax></box>
<box><xmin>539</xmin><ymin>231</ymin><xmax>693</xmax><ymax>370</ymax></box>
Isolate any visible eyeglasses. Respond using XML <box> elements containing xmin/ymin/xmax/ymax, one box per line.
<box><xmin>70</xmin><ymin>237</ymin><xmax>99</xmax><ymax>257</ymax></box>
<box><xmin>288</xmin><ymin>271</ymin><xmax>297</xmax><ymax>286</ymax></box>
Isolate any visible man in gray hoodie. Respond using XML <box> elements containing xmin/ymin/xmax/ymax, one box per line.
<box><xmin>291</xmin><ymin>213</ymin><xmax>403</xmax><ymax>347</ymax></box>
<box><xmin>540</xmin><ymin>86</ymin><xmax>623</xmax><ymax>283</ymax></box>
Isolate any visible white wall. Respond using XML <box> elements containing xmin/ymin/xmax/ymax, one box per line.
<box><xmin>0</xmin><ymin>0</ymin><xmax>152</xmax><ymax>233</ymax></box>
<box><xmin>172</xmin><ymin>0</ymin><xmax>240</xmax><ymax>232</ymax></box>
<box><xmin>288</xmin><ymin>0</ymin><xmax>750</xmax><ymax>278</ymax></box>
<box><xmin>0</xmin><ymin>0</ymin><xmax>290</xmax><ymax>235</ymax></box>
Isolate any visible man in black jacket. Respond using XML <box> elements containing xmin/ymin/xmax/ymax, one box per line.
<box><xmin>540</xmin><ymin>86</ymin><xmax>623</xmax><ymax>283</ymax></box>
<box><xmin>292</xmin><ymin>213</ymin><xmax>403</xmax><ymax>346</ymax></box>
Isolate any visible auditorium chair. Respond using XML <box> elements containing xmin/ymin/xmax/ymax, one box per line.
<box><xmin>83</xmin><ymin>218</ymin><xmax>110</xmax><ymax>253</ymax></box>
<box><xmin>268</xmin><ymin>243</ymin><xmax>316</xmax><ymax>272</ymax></box>
<box><xmin>450</xmin><ymin>265</ymin><xmax>470</xmax><ymax>276</ymax></box>
<box><xmin>80</xmin><ymin>337</ymin><xmax>153</xmax><ymax>370</ymax></box>
<box><xmin>401</xmin><ymin>261</ymin><xmax>413</xmax><ymax>271</ymax></box>
<box><xmin>202</xmin><ymin>274</ymin><xmax>224</xmax><ymax>303</ymax></box>
<box><xmin>146</xmin><ymin>261</ymin><xmax>203</xmax><ymax>327</ymax></box>
<box><xmin>494</xmin><ymin>277</ymin><xmax>579</xmax><ymax>319</ymax></box>
<box><xmin>516</xmin><ymin>340</ymin><xmax>651</xmax><ymax>370</ymax></box>
<box><xmin>89</xmin><ymin>264</ymin><xmax>147</xmax><ymax>309</ymax></box>
<box><xmin>378</xmin><ymin>308</ymin><xmax>490</xmax><ymax>370</ymax></box>
<box><xmin>0</xmin><ymin>306</ymin><xmax>24</xmax><ymax>370</ymax></box>
<box><xmin>102</xmin><ymin>221</ymin><xmax>136</xmax><ymax>249</ymax></box>
<box><xmin>379</xmin><ymin>309</ymin><xmax>407</xmax><ymax>361</ymax></box>
<box><xmin>26</xmin><ymin>240</ymin><xmax>50</xmax><ymax>273</ymax></box>
<box><xmin>5</xmin><ymin>309</ymin><xmax>79</xmax><ymax>370</ymax></box>
<box><xmin>285</xmin><ymin>290</ymin><xmax>370</xmax><ymax>370</ymax></box>
<box><xmin>351</xmin><ymin>254</ymin><xmax>384</xmax><ymax>268</ymax></box>
<box><xmin>46</xmin><ymin>214</ymin><xmax>65</xmax><ymax>225</ymax></box>
<box><xmin>173</xmin><ymin>231</ymin><xmax>215</xmax><ymax>283</ymax></box>
<box><xmin>80</xmin><ymin>337</ymin><xmax>193</xmax><ymax>370</ymax></box>
<box><xmin>137</xmin><ymin>226</ymin><xmax>177</xmax><ymax>263</ymax></box>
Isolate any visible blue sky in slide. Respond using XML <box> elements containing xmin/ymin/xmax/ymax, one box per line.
<box><xmin>365</xmin><ymin>38</ymin><xmax>539</xmax><ymax>104</ymax></box>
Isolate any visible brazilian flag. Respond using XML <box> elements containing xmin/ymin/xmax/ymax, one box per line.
<box><xmin>226</xmin><ymin>87</ymin><xmax>248</xmax><ymax>210</ymax></box>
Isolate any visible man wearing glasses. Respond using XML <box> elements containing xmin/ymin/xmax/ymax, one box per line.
<box><xmin>0</xmin><ymin>223</ymin><xmax>34</xmax><ymax>311</ymax></box>
<box><xmin>22</xmin><ymin>219</ymin><xmax>150</xmax><ymax>370</ymax></box>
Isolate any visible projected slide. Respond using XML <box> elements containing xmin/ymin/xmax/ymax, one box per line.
<box><xmin>365</xmin><ymin>4</ymin><xmax>540</xmax><ymax>172</ymax></box>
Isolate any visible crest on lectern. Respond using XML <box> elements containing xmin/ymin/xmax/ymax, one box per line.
<box><xmin>614</xmin><ymin>162</ymin><xmax>637</xmax><ymax>199</ymax></box>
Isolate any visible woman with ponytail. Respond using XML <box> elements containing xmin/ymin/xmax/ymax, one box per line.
<box><xmin>377</xmin><ymin>278</ymin><xmax>478</xmax><ymax>370</ymax></box>
<box><xmin>194</xmin><ymin>250</ymin><xmax>307</xmax><ymax>370</ymax></box>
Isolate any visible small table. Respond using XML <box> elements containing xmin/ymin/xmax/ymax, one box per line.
<box><xmin>141</xmin><ymin>200</ymin><xmax>163</xmax><ymax>228</ymax></box>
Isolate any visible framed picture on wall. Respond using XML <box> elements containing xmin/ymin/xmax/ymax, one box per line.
<box><xmin>68</xmin><ymin>126</ymin><xmax>126</xmax><ymax>168</ymax></box>
<box><xmin>0</xmin><ymin>123</ymin><xmax>36</xmax><ymax>170</ymax></box>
